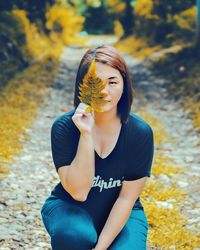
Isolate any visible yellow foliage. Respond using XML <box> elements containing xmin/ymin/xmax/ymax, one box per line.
<box><xmin>13</xmin><ymin>5</ymin><xmax>86</xmax><ymax>62</ymax></box>
<box><xmin>134</xmin><ymin>0</ymin><xmax>155</xmax><ymax>19</ymax></box>
<box><xmin>86</xmin><ymin>0</ymin><xmax>101</xmax><ymax>7</ymax></box>
<box><xmin>12</xmin><ymin>9</ymin><xmax>63</xmax><ymax>61</ymax></box>
<box><xmin>145</xmin><ymin>201</ymin><xmax>200</xmax><ymax>249</ymax></box>
<box><xmin>78</xmin><ymin>59</ymin><xmax>108</xmax><ymax>113</ymax></box>
<box><xmin>107</xmin><ymin>0</ymin><xmax>126</xmax><ymax>12</ymax></box>
<box><xmin>55</xmin><ymin>0</ymin><xmax>68</xmax><ymax>7</ymax></box>
<box><xmin>142</xmin><ymin>179</ymin><xmax>187</xmax><ymax>203</ymax></box>
<box><xmin>174</xmin><ymin>6</ymin><xmax>196</xmax><ymax>30</ymax></box>
<box><xmin>192</xmin><ymin>108</ymin><xmax>200</xmax><ymax>132</ymax></box>
<box><xmin>153</xmin><ymin>153</ymin><xmax>183</xmax><ymax>177</ymax></box>
<box><xmin>137</xmin><ymin>108</ymin><xmax>172</xmax><ymax>145</ymax></box>
<box><xmin>183</xmin><ymin>98</ymin><xmax>200</xmax><ymax>134</ymax></box>
<box><xmin>107</xmin><ymin>0</ymin><xmax>119</xmax><ymax>7</ymax></box>
<box><xmin>114</xmin><ymin>20</ymin><xmax>124</xmax><ymax>38</ymax></box>
<box><xmin>46</xmin><ymin>5</ymin><xmax>85</xmax><ymax>46</ymax></box>
<box><xmin>115</xmin><ymin>2</ymin><xmax>126</xmax><ymax>12</ymax></box>
<box><xmin>115</xmin><ymin>36</ymin><xmax>161</xmax><ymax>60</ymax></box>
<box><xmin>0</xmin><ymin>59</ymin><xmax>58</xmax><ymax>177</ymax></box>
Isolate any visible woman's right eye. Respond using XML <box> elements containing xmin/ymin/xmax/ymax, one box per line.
<box><xmin>109</xmin><ymin>82</ymin><xmax>117</xmax><ymax>85</ymax></box>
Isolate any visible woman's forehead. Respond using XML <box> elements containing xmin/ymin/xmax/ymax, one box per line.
<box><xmin>95</xmin><ymin>62</ymin><xmax>122</xmax><ymax>79</ymax></box>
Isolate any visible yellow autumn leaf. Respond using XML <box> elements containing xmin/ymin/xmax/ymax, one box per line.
<box><xmin>78</xmin><ymin>59</ymin><xmax>108</xmax><ymax>113</ymax></box>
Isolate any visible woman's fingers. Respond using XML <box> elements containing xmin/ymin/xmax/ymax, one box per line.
<box><xmin>72</xmin><ymin>103</ymin><xmax>95</xmax><ymax>134</ymax></box>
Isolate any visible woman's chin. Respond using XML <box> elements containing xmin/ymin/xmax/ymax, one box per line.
<box><xmin>98</xmin><ymin>104</ymin><xmax>116</xmax><ymax>113</ymax></box>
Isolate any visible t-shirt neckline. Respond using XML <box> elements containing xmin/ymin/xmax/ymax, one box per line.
<box><xmin>95</xmin><ymin>122</ymin><xmax>125</xmax><ymax>160</ymax></box>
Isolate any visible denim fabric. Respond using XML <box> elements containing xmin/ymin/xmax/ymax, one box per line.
<box><xmin>41</xmin><ymin>195</ymin><xmax>148</xmax><ymax>250</ymax></box>
<box><xmin>108</xmin><ymin>209</ymin><xmax>148</xmax><ymax>250</ymax></box>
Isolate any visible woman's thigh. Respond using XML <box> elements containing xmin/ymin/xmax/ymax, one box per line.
<box><xmin>40</xmin><ymin>195</ymin><xmax>98</xmax><ymax>250</ymax></box>
<box><xmin>108</xmin><ymin>209</ymin><xmax>148</xmax><ymax>250</ymax></box>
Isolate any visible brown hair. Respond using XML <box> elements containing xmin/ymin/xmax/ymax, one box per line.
<box><xmin>73</xmin><ymin>44</ymin><xmax>134</xmax><ymax>124</ymax></box>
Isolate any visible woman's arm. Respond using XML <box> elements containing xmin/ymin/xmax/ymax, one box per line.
<box><xmin>58</xmin><ymin>132</ymin><xmax>95</xmax><ymax>201</ymax></box>
<box><xmin>56</xmin><ymin>103</ymin><xmax>96</xmax><ymax>202</ymax></box>
<box><xmin>93</xmin><ymin>177</ymin><xmax>148</xmax><ymax>250</ymax></box>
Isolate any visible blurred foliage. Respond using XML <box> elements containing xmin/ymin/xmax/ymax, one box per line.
<box><xmin>134</xmin><ymin>0</ymin><xmax>196</xmax><ymax>45</ymax></box>
<box><xmin>46</xmin><ymin>5</ymin><xmax>85</xmax><ymax>44</ymax></box>
<box><xmin>134</xmin><ymin>0</ymin><xmax>154</xmax><ymax>18</ymax></box>
<box><xmin>84</xmin><ymin>4</ymin><xmax>115</xmax><ymax>34</ymax></box>
<box><xmin>12</xmin><ymin>4</ymin><xmax>85</xmax><ymax>59</ymax></box>
<box><xmin>174</xmin><ymin>6</ymin><xmax>196</xmax><ymax>31</ymax></box>
<box><xmin>106</xmin><ymin>0</ymin><xmax>135</xmax><ymax>38</ymax></box>
<box><xmin>0</xmin><ymin>0</ymin><xmax>54</xmax><ymax>31</ymax></box>
<box><xmin>0</xmin><ymin>0</ymin><xmax>197</xmax><ymax>46</ymax></box>
<box><xmin>64</xmin><ymin>0</ymin><xmax>135</xmax><ymax>36</ymax></box>
<box><xmin>0</xmin><ymin>0</ymin><xmax>55</xmax><ymax>90</ymax></box>
<box><xmin>114</xmin><ymin>20</ymin><xmax>124</xmax><ymax>38</ymax></box>
<box><xmin>0</xmin><ymin>11</ymin><xmax>28</xmax><ymax>90</ymax></box>
<box><xmin>0</xmin><ymin>1</ymin><xmax>86</xmax><ymax>90</ymax></box>
<box><xmin>115</xmin><ymin>36</ymin><xmax>161</xmax><ymax>60</ymax></box>
<box><xmin>13</xmin><ymin>9</ymin><xmax>62</xmax><ymax>60</ymax></box>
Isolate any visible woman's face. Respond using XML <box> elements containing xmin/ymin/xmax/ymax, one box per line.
<box><xmin>95</xmin><ymin>62</ymin><xmax>124</xmax><ymax>112</ymax></box>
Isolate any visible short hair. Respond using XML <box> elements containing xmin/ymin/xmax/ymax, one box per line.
<box><xmin>73</xmin><ymin>44</ymin><xmax>134</xmax><ymax>124</ymax></box>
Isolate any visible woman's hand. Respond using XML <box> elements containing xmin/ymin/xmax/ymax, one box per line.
<box><xmin>72</xmin><ymin>102</ymin><xmax>95</xmax><ymax>134</ymax></box>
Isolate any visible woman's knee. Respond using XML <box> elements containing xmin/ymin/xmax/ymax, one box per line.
<box><xmin>41</xmin><ymin>197</ymin><xmax>98</xmax><ymax>249</ymax></box>
<box><xmin>51</xmin><ymin>221</ymin><xmax>97</xmax><ymax>250</ymax></box>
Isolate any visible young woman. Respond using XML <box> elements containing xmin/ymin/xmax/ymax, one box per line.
<box><xmin>41</xmin><ymin>44</ymin><xmax>154</xmax><ymax>250</ymax></box>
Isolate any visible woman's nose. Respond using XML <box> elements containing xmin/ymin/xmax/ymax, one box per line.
<box><xmin>101</xmin><ymin>83</ymin><xmax>109</xmax><ymax>94</ymax></box>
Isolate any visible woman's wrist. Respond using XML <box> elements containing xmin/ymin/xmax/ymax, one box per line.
<box><xmin>93</xmin><ymin>246</ymin><xmax>106</xmax><ymax>250</ymax></box>
<box><xmin>93</xmin><ymin>240</ymin><xmax>107</xmax><ymax>250</ymax></box>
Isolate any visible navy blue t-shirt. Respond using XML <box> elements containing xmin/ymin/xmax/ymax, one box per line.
<box><xmin>50</xmin><ymin>109</ymin><xmax>154</xmax><ymax>234</ymax></box>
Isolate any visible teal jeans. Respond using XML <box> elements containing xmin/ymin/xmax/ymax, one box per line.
<box><xmin>41</xmin><ymin>195</ymin><xmax>148</xmax><ymax>250</ymax></box>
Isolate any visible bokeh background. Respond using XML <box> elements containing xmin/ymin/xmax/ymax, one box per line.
<box><xmin>0</xmin><ymin>1</ymin><xmax>200</xmax><ymax>249</ymax></box>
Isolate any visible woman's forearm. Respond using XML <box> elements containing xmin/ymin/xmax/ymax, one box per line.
<box><xmin>94</xmin><ymin>197</ymin><xmax>136</xmax><ymax>250</ymax></box>
<box><xmin>63</xmin><ymin>132</ymin><xmax>95</xmax><ymax>201</ymax></box>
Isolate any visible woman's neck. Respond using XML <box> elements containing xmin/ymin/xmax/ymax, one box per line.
<box><xmin>94</xmin><ymin>108</ymin><xmax>120</xmax><ymax>129</ymax></box>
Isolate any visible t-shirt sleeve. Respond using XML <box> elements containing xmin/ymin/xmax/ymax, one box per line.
<box><xmin>51</xmin><ymin>117</ymin><xmax>78</xmax><ymax>172</ymax></box>
<box><xmin>124</xmin><ymin>124</ymin><xmax>154</xmax><ymax>181</ymax></box>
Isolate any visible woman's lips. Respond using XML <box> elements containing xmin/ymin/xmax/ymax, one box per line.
<box><xmin>100</xmin><ymin>97</ymin><xmax>111</xmax><ymax>102</ymax></box>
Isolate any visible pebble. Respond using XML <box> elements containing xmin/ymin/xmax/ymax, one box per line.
<box><xmin>177</xmin><ymin>180</ymin><xmax>189</xmax><ymax>188</ymax></box>
<box><xmin>155</xmin><ymin>201</ymin><xmax>174</xmax><ymax>209</ymax></box>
